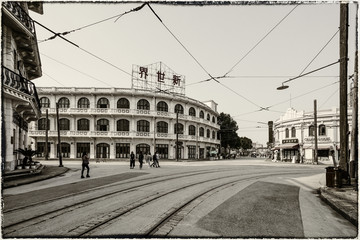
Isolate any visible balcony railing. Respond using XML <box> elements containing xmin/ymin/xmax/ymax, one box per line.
<box><xmin>28</xmin><ymin>130</ymin><xmax>221</xmax><ymax>144</ymax></box>
<box><xmin>2</xmin><ymin>2</ymin><xmax>36</xmax><ymax>35</ymax></box>
<box><xmin>2</xmin><ymin>66</ymin><xmax>41</xmax><ymax>110</ymax></box>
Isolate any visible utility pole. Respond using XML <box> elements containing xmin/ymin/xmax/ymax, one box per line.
<box><xmin>45</xmin><ymin>109</ymin><xmax>48</xmax><ymax>160</ymax></box>
<box><xmin>339</xmin><ymin>2</ymin><xmax>349</xmax><ymax>174</ymax></box>
<box><xmin>314</xmin><ymin>99</ymin><xmax>318</xmax><ymax>165</ymax></box>
<box><xmin>56</xmin><ymin>102</ymin><xmax>63</xmax><ymax>167</ymax></box>
<box><xmin>350</xmin><ymin>3</ymin><xmax>358</xmax><ymax>185</ymax></box>
<box><xmin>176</xmin><ymin>111</ymin><xmax>179</xmax><ymax>161</ymax></box>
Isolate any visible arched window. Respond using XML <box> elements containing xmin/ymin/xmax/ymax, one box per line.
<box><xmin>285</xmin><ymin>128</ymin><xmax>289</xmax><ymax>138</ymax></box>
<box><xmin>96</xmin><ymin>143</ymin><xmax>110</xmax><ymax>158</ymax></box>
<box><xmin>199</xmin><ymin>111</ymin><xmax>204</xmax><ymax>119</ymax></box>
<box><xmin>199</xmin><ymin>127</ymin><xmax>204</xmax><ymax>137</ymax></box>
<box><xmin>175</xmin><ymin>104</ymin><xmax>184</xmax><ymax>114</ymax></box>
<box><xmin>309</xmin><ymin>125</ymin><xmax>315</xmax><ymax>136</ymax></box>
<box><xmin>117</xmin><ymin>98</ymin><xmax>130</xmax><ymax>109</ymax></box>
<box><xmin>291</xmin><ymin>127</ymin><xmax>296</xmax><ymax>138</ymax></box>
<box><xmin>117</xmin><ymin>119</ymin><xmax>129</xmax><ymax>131</ymax></box>
<box><xmin>136</xmin><ymin>144</ymin><xmax>150</xmax><ymax>156</ymax></box>
<box><xmin>137</xmin><ymin>99</ymin><xmax>150</xmax><ymax>110</ymax></box>
<box><xmin>77</xmin><ymin>119</ymin><xmax>89</xmax><ymax>131</ymax></box>
<box><xmin>59</xmin><ymin>118</ymin><xmax>70</xmax><ymax>130</ymax></box>
<box><xmin>189</xmin><ymin>107</ymin><xmax>196</xmax><ymax>116</ymax></box>
<box><xmin>157</xmin><ymin>101</ymin><xmax>168</xmax><ymax>112</ymax></box>
<box><xmin>58</xmin><ymin>143</ymin><xmax>70</xmax><ymax>158</ymax></box>
<box><xmin>97</xmin><ymin>98</ymin><xmax>109</xmax><ymax>108</ymax></box>
<box><xmin>38</xmin><ymin>118</ymin><xmax>49</xmax><ymax>130</ymax></box>
<box><xmin>97</xmin><ymin>119</ymin><xmax>109</xmax><ymax>131</ymax></box>
<box><xmin>207</xmin><ymin>114</ymin><xmax>210</xmax><ymax>121</ymax></box>
<box><xmin>189</xmin><ymin>125</ymin><xmax>196</xmax><ymax>136</ymax></box>
<box><xmin>174</xmin><ymin>123</ymin><xmax>184</xmax><ymax>134</ymax></box>
<box><xmin>58</xmin><ymin>97</ymin><xmax>70</xmax><ymax>108</ymax></box>
<box><xmin>206</xmin><ymin>129</ymin><xmax>210</xmax><ymax>138</ymax></box>
<box><xmin>40</xmin><ymin>97</ymin><xmax>50</xmax><ymax>108</ymax></box>
<box><xmin>212</xmin><ymin>116</ymin><xmax>216</xmax><ymax>123</ymax></box>
<box><xmin>212</xmin><ymin>130</ymin><xmax>216</xmax><ymax>139</ymax></box>
<box><xmin>319</xmin><ymin>124</ymin><xmax>326</xmax><ymax>136</ymax></box>
<box><xmin>137</xmin><ymin>120</ymin><xmax>150</xmax><ymax>132</ymax></box>
<box><xmin>78</xmin><ymin>97</ymin><xmax>90</xmax><ymax>108</ymax></box>
<box><xmin>157</xmin><ymin>121</ymin><xmax>168</xmax><ymax>133</ymax></box>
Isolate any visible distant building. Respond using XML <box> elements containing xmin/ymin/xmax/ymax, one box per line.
<box><xmin>2</xmin><ymin>2</ymin><xmax>44</xmax><ymax>170</ymax></box>
<box><xmin>273</xmin><ymin>107</ymin><xmax>352</xmax><ymax>163</ymax></box>
<box><xmin>29</xmin><ymin>87</ymin><xmax>221</xmax><ymax>160</ymax></box>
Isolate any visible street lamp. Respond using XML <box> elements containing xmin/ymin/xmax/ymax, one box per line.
<box><xmin>277</xmin><ymin>84</ymin><xmax>289</xmax><ymax>90</ymax></box>
<box><xmin>276</xmin><ymin>60</ymin><xmax>340</xmax><ymax>90</ymax></box>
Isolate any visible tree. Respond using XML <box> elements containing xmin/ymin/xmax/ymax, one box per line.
<box><xmin>239</xmin><ymin>137</ymin><xmax>253</xmax><ymax>150</ymax></box>
<box><xmin>218</xmin><ymin>112</ymin><xmax>241</xmax><ymax>149</ymax></box>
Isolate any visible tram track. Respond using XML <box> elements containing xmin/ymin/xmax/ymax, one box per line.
<box><xmin>2</xmin><ymin>168</ymin><xmax>243</xmax><ymax>231</ymax></box>
<box><xmin>3</xmin><ymin>168</ymin><xmax>231</xmax><ymax>214</ymax></box>
<box><xmin>80</xmin><ymin>171</ymin><xmax>309</xmax><ymax>237</ymax></box>
<box><xmin>3</xmin><ymin>169</ymin><xmax>320</xmax><ymax>238</ymax></box>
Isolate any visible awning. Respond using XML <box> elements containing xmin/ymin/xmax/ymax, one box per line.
<box><xmin>303</xmin><ymin>144</ymin><xmax>334</xmax><ymax>150</ymax></box>
<box><xmin>274</xmin><ymin>144</ymin><xmax>299</xmax><ymax>150</ymax></box>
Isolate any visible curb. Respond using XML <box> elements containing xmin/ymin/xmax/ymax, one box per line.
<box><xmin>318</xmin><ymin>187</ymin><xmax>358</xmax><ymax>227</ymax></box>
<box><xmin>3</xmin><ymin>166</ymin><xmax>70</xmax><ymax>189</ymax></box>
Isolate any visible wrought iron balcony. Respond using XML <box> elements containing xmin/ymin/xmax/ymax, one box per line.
<box><xmin>2</xmin><ymin>2</ymin><xmax>35</xmax><ymax>35</ymax></box>
<box><xmin>2</xmin><ymin>66</ymin><xmax>41</xmax><ymax>111</ymax></box>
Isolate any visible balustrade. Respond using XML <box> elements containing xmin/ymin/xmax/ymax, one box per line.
<box><xmin>2</xmin><ymin>2</ymin><xmax>35</xmax><ymax>35</ymax></box>
<box><xmin>2</xmin><ymin>66</ymin><xmax>41</xmax><ymax>109</ymax></box>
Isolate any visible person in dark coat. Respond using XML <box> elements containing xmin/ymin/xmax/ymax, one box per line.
<box><xmin>153</xmin><ymin>151</ymin><xmax>160</xmax><ymax>168</ymax></box>
<box><xmin>130</xmin><ymin>151</ymin><xmax>135</xmax><ymax>169</ymax></box>
<box><xmin>81</xmin><ymin>152</ymin><xmax>90</xmax><ymax>178</ymax></box>
<box><xmin>139</xmin><ymin>151</ymin><xmax>144</xmax><ymax>169</ymax></box>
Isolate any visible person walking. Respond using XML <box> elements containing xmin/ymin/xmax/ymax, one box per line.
<box><xmin>81</xmin><ymin>152</ymin><xmax>90</xmax><ymax>178</ymax></box>
<box><xmin>153</xmin><ymin>151</ymin><xmax>160</xmax><ymax>168</ymax></box>
<box><xmin>139</xmin><ymin>151</ymin><xmax>144</xmax><ymax>169</ymax></box>
<box><xmin>146</xmin><ymin>152</ymin><xmax>152</xmax><ymax>168</ymax></box>
<box><xmin>130</xmin><ymin>151</ymin><xmax>135</xmax><ymax>169</ymax></box>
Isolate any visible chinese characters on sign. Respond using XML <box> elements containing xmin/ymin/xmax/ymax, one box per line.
<box><xmin>132</xmin><ymin>62</ymin><xmax>185</xmax><ymax>95</ymax></box>
<box><xmin>139</xmin><ymin>67</ymin><xmax>148</xmax><ymax>79</ymax></box>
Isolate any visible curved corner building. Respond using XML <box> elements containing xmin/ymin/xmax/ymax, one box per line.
<box><xmin>29</xmin><ymin>87</ymin><xmax>221</xmax><ymax>160</ymax></box>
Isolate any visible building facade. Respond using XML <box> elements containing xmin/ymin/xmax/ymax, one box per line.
<box><xmin>29</xmin><ymin>87</ymin><xmax>221</xmax><ymax>160</ymax></box>
<box><xmin>2</xmin><ymin>2</ymin><xmax>43</xmax><ymax>170</ymax></box>
<box><xmin>273</xmin><ymin>107</ymin><xmax>352</xmax><ymax>163</ymax></box>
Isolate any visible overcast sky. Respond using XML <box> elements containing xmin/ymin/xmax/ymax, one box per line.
<box><xmin>29</xmin><ymin>1</ymin><xmax>358</xmax><ymax>146</ymax></box>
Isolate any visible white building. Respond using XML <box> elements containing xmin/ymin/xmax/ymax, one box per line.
<box><xmin>2</xmin><ymin>2</ymin><xmax>44</xmax><ymax>170</ymax></box>
<box><xmin>29</xmin><ymin>87</ymin><xmax>221</xmax><ymax>160</ymax></box>
<box><xmin>273</xmin><ymin>107</ymin><xmax>352</xmax><ymax>163</ymax></box>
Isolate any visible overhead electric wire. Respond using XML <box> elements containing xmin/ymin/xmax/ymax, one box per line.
<box><xmin>298</xmin><ymin>29</ymin><xmax>339</xmax><ymax>75</ymax></box>
<box><xmin>319</xmin><ymin>88</ymin><xmax>339</xmax><ymax>109</ymax></box>
<box><xmin>147</xmin><ymin>3</ymin><xmax>263</xmax><ymax>109</ymax></box>
<box><xmin>33</xmin><ymin>20</ymin><xmax>132</xmax><ymax>77</ymax></box>
<box><xmin>41</xmin><ymin>72</ymin><xmax>66</xmax><ymax>87</ymax></box>
<box><xmin>218</xmin><ymin>75</ymin><xmax>339</xmax><ymax>79</ymax></box>
<box><xmin>268</xmin><ymin>80</ymin><xmax>339</xmax><ymax>108</ymax></box>
<box><xmin>40</xmin><ymin>3</ymin><xmax>147</xmax><ymax>42</ymax></box>
<box><xmin>40</xmin><ymin>53</ymin><xmax>116</xmax><ymax>87</ymax></box>
<box><xmin>146</xmin><ymin>3</ymin><xmax>214</xmax><ymax>81</ymax></box>
<box><xmin>281</xmin><ymin>60</ymin><xmax>340</xmax><ymax>85</ymax></box>
<box><xmin>224</xmin><ymin>4</ymin><xmax>299</xmax><ymax>77</ymax></box>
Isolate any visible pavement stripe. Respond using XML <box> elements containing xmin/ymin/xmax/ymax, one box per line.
<box><xmin>196</xmin><ymin>181</ymin><xmax>304</xmax><ymax>238</ymax></box>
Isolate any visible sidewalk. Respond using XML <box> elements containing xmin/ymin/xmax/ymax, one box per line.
<box><xmin>3</xmin><ymin>164</ymin><xmax>69</xmax><ymax>188</ymax></box>
<box><xmin>2</xmin><ymin>161</ymin><xmax>358</xmax><ymax>227</ymax></box>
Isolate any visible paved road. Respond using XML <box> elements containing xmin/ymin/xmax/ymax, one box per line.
<box><xmin>2</xmin><ymin>158</ymin><xmax>358</xmax><ymax>238</ymax></box>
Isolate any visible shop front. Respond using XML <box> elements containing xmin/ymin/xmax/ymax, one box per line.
<box><xmin>275</xmin><ymin>139</ymin><xmax>300</xmax><ymax>162</ymax></box>
<box><xmin>303</xmin><ymin>136</ymin><xmax>335</xmax><ymax>163</ymax></box>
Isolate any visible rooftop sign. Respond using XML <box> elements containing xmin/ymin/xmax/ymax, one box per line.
<box><xmin>131</xmin><ymin>62</ymin><xmax>185</xmax><ymax>96</ymax></box>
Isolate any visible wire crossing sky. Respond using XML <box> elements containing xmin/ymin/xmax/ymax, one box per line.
<box><xmin>29</xmin><ymin>2</ymin><xmax>358</xmax><ymax>145</ymax></box>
